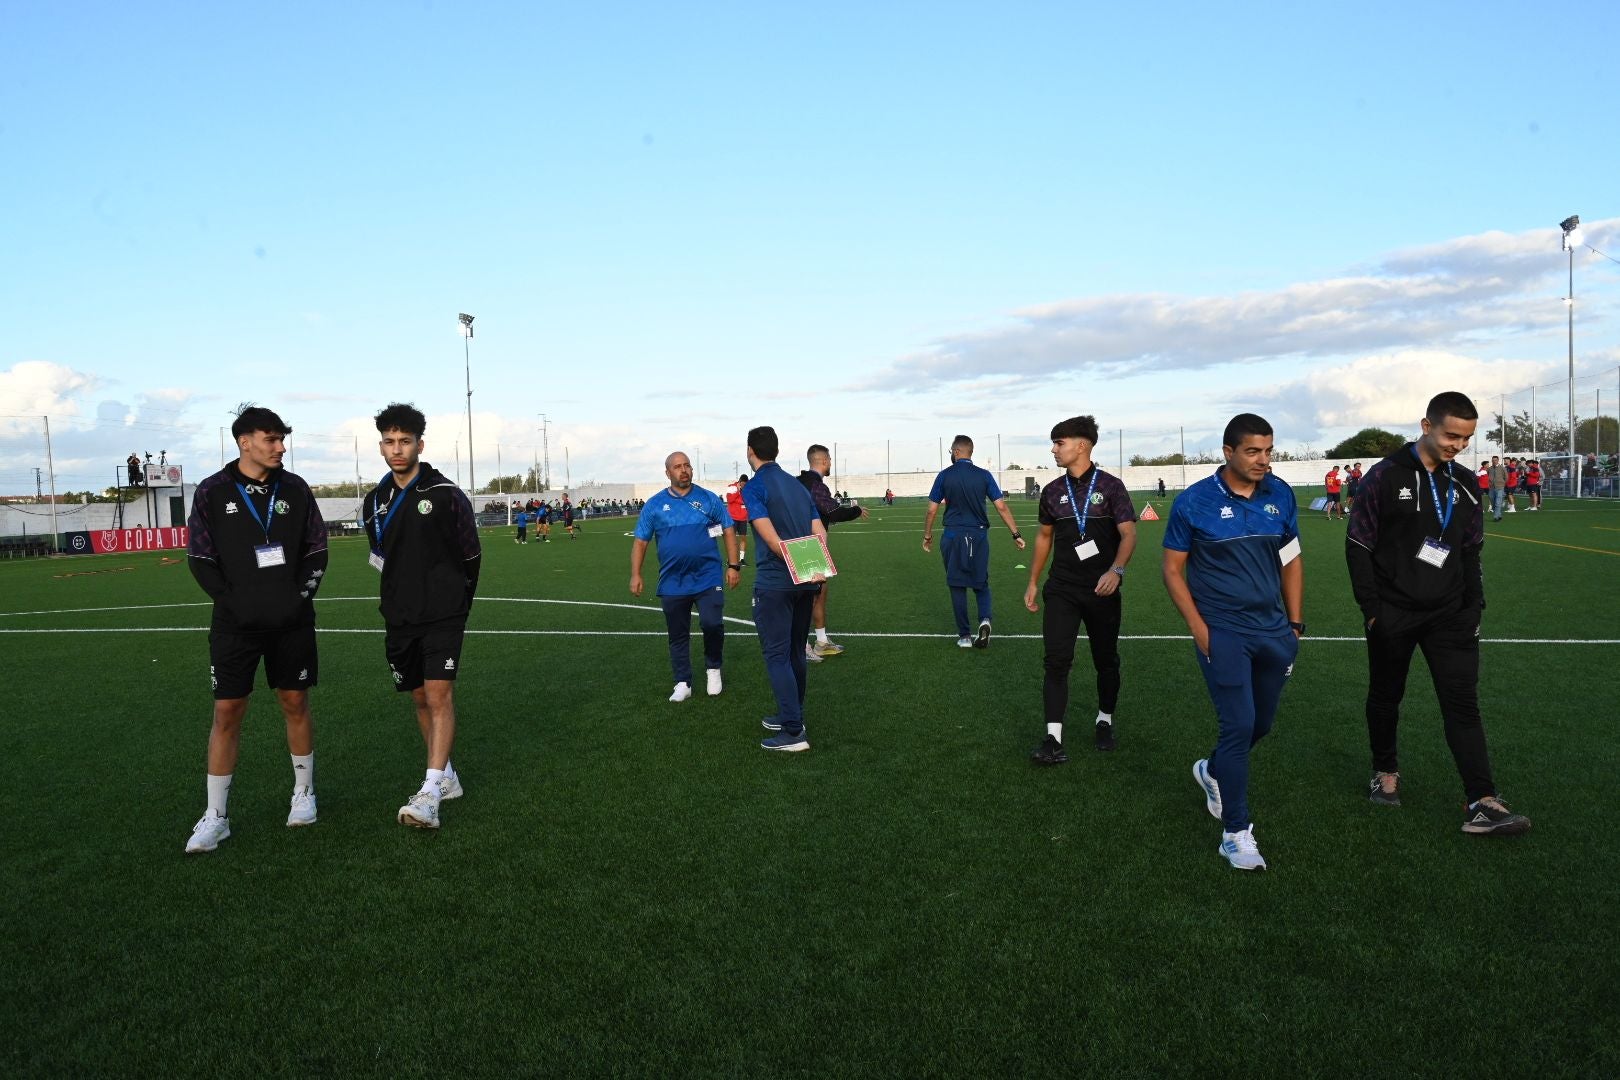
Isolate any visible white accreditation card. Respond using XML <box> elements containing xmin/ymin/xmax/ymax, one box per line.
<box><xmin>369</xmin><ymin>551</ymin><xmax>385</xmax><ymax>572</ymax></box>
<box><xmin>1278</xmin><ymin>536</ymin><xmax>1301</xmax><ymax>566</ymax></box>
<box><xmin>1074</xmin><ymin>539</ymin><xmax>1100</xmax><ymax>561</ymax></box>
<box><xmin>254</xmin><ymin>544</ymin><xmax>287</xmax><ymax>569</ymax></box>
<box><xmin>708</xmin><ymin>524</ymin><xmax>724</xmax><ymax>538</ymax></box>
<box><xmin>1416</xmin><ymin>538</ymin><xmax>1450</xmax><ymax>568</ymax></box>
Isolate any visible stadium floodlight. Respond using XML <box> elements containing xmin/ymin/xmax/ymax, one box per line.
<box><xmin>461</xmin><ymin>313</ymin><xmax>476</xmax><ymax>494</ymax></box>
<box><xmin>1560</xmin><ymin>216</ymin><xmax>1579</xmax><ymax>493</ymax></box>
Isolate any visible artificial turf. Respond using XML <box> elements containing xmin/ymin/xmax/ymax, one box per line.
<box><xmin>3</xmin><ymin>493</ymin><xmax>1618</xmax><ymax>1077</ymax></box>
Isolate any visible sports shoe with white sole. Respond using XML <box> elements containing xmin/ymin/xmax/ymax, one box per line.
<box><xmin>1461</xmin><ymin>795</ymin><xmax>1531</xmax><ymax>836</ymax></box>
<box><xmin>185</xmin><ymin>809</ymin><xmax>230</xmax><ymax>853</ymax></box>
<box><xmin>1219</xmin><ymin>826</ymin><xmax>1267</xmax><ymax>870</ymax></box>
<box><xmin>956</xmin><ymin>636</ymin><xmax>974</xmax><ymax>649</ymax></box>
<box><xmin>974</xmin><ymin>620</ymin><xmax>991</xmax><ymax>649</ymax></box>
<box><xmin>398</xmin><ymin>788</ymin><xmax>441</xmax><ymax>829</ymax></box>
<box><xmin>286</xmin><ymin>787</ymin><xmax>317</xmax><ymax>827</ymax></box>
<box><xmin>1193</xmin><ymin>759</ymin><xmax>1223</xmax><ymax>820</ymax></box>
<box><xmin>706</xmin><ymin>669</ymin><xmax>723</xmax><ymax>696</ymax></box>
<box><xmin>669</xmin><ymin>682</ymin><xmax>693</xmax><ymax>702</ymax></box>
<box><xmin>438</xmin><ymin>772</ymin><xmax>464</xmax><ymax>801</ymax></box>
<box><xmin>803</xmin><ymin>644</ymin><xmax>823</xmax><ymax>664</ymax></box>
<box><xmin>812</xmin><ymin>641</ymin><xmax>845</xmax><ymax>657</ymax></box>
<box><xmin>761</xmin><ymin>729</ymin><xmax>810</xmax><ymax>752</ymax></box>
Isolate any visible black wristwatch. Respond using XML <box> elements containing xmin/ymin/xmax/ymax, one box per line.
<box><xmin>1011</xmin><ymin>532</ymin><xmax>1023</xmax><ymax>541</ymax></box>
<box><xmin>727</xmin><ymin>563</ymin><xmax>741</xmax><ymax>571</ymax></box>
<box><xmin>1288</xmin><ymin>620</ymin><xmax>1306</xmax><ymax>635</ymax></box>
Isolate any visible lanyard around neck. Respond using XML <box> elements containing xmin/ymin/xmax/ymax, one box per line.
<box><xmin>372</xmin><ymin>473</ymin><xmax>421</xmax><ymax>551</ymax></box>
<box><xmin>233</xmin><ymin>477</ymin><xmax>280</xmax><ymax>544</ymax></box>
<box><xmin>1062</xmin><ymin>467</ymin><xmax>1100</xmax><ymax>538</ymax></box>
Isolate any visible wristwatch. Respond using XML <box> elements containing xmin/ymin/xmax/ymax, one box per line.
<box><xmin>1109</xmin><ymin>565</ymin><xmax>1126</xmax><ymax>577</ymax></box>
<box><xmin>1012</xmin><ymin>532</ymin><xmax>1023</xmax><ymax>541</ymax></box>
<box><xmin>727</xmin><ymin>563</ymin><xmax>741</xmax><ymax>571</ymax></box>
<box><xmin>1288</xmin><ymin>620</ymin><xmax>1306</xmax><ymax>635</ymax></box>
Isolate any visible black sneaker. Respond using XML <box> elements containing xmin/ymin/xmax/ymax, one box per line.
<box><xmin>974</xmin><ymin>620</ymin><xmax>991</xmax><ymax>649</ymax></box>
<box><xmin>1461</xmin><ymin>795</ymin><xmax>1531</xmax><ymax>836</ymax></box>
<box><xmin>1094</xmin><ymin>721</ymin><xmax>1116</xmax><ymax>752</ymax></box>
<box><xmin>1030</xmin><ymin>734</ymin><xmax>1067</xmax><ymax>765</ymax></box>
<box><xmin>1368</xmin><ymin>771</ymin><xmax>1401</xmax><ymax>806</ymax></box>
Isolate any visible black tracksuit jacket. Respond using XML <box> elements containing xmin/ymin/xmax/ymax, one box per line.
<box><xmin>187</xmin><ymin>462</ymin><xmax>329</xmax><ymax>632</ymax></box>
<box><xmin>362</xmin><ymin>463</ymin><xmax>482</xmax><ymax>627</ymax></box>
<box><xmin>1346</xmin><ymin>443</ymin><xmax>1485</xmax><ymax>623</ymax></box>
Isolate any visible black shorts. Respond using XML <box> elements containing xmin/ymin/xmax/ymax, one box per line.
<box><xmin>209</xmin><ymin>625</ymin><xmax>318</xmax><ymax>700</ymax></box>
<box><xmin>1326</xmin><ymin>491</ymin><xmax>1341</xmax><ymax>504</ymax></box>
<box><xmin>731</xmin><ymin>518</ymin><xmax>749</xmax><ymax>536</ymax></box>
<box><xmin>385</xmin><ymin>617</ymin><xmax>468</xmax><ymax>692</ymax></box>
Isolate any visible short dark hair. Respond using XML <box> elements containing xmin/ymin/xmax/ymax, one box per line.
<box><xmin>748</xmin><ymin>426</ymin><xmax>779</xmax><ymax>462</ymax></box>
<box><xmin>1426</xmin><ymin>391</ymin><xmax>1478</xmax><ymax>425</ymax></box>
<box><xmin>1049</xmin><ymin>415</ymin><xmax>1099</xmax><ymax>444</ymax></box>
<box><xmin>1222</xmin><ymin>413</ymin><xmax>1273</xmax><ymax>449</ymax></box>
<box><xmin>806</xmin><ymin>443</ymin><xmax>830</xmax><ymax>461</ymax></box>
<box><xmin>952</xmin><ymin>434</ymin><xmax>974</xmax><ymax>455</ymax></box>
<box><xmin>375</xmin><ymin>402</ymin><xmax>426</xmax><ymax>438</ymax></box>
<box><xmin>231</xmin><ymin>405</ymin><xmax>290</xmax><ymax>439</ymax></box>
<box><xmin>738</xmin><ymin>473</ymin><xmax>749</xmax><ymax>483</ymax></box>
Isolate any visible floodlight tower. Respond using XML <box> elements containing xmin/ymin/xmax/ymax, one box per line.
<box><xmin>460</xmin><ymin>313</ymin><xmax>476</xmax><ymax>494</ymax></box>
<box><xmin>1560</xmin><ymin>216</ymin><xmax>1580</xmax><ymax>493</ymax></box>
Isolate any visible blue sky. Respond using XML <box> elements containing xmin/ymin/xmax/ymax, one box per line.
<box><xmin>4</xmin><ymin>1</ymin><xmax>1619</xmax><ymax>492</ymax></box>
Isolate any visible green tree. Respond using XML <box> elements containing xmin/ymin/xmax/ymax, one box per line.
<box><xmin>1487</xmin><ymin>412</ymin><xmax>1569</xmax><ymax>454</ymax></box>
<box><xmin>1574</xmin><ymin>416</ymin><xmax>1619</xmax><ymax>456</ymax></box>
<box><xmin>1326</xmin><ymin>428</ymin><xmax>1408</xmax><ymax>459</ymax></box>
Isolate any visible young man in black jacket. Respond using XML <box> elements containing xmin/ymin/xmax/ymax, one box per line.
<box><xmin>364</xmin><ymin>403</ymin><xmax>483</xmax><ymax>830</ymax></box>
<box><xmin>1346</xmin><ymin>391</ymin><xmax>1530</xmax><ymax>836</ymax></box>
<box><xmin>798</xmin><ymin>444</ymin><xmax>867</xmax><ymax>659</ymax></box>
<box><xmin>184</xmin><ymin>406</ymin><xmax>329</xmax><ymax>853</ymax></box>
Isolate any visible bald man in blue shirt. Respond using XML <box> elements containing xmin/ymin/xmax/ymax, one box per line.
<box><xmin>631</xmin><ymin>451</ymin><xmax>741</xmax><ymax>702</ymax></box>
<box><xmin>923</xmin><ymin>434</ymin><xmax>1027</xmax><ymax>648</ymax></box>
<box><xmin>1163</xmin><ymin>413</ymin><xmax>1304</xmax><ymax>871</ymax></box>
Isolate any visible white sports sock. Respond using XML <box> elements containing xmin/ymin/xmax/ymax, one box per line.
<box><xmin>424</xmin><ymin>768</ymin><xmax>446</xmax><ymax>794</ymax></box>
<box><xmin>443</xmin><ymin>760</ymin><xmax>457</xmax><ymax>782</ymax></box>
<box><xmin>816</xmin><ymin>628</ymin><xmax>829</xmax><ymax>644</ymax></box>
<box><xmin>1096</xmin><ymin>712</ymin><xmax>1113</xmax><ymax>726</ymax></box>
<box><xmin>207</xmin><ymin>773</ymin><xmax>232</xmax><ymax>817</ymax></box>
<box><xmin>291</xmin><ymin>752</ymin><xmax>314</xmax><ymax>792</ymax></box>
<box><xmin>1047</xmin><ymin>723</ymin><xmax>1062</xmax><ymax>741</ymax></box>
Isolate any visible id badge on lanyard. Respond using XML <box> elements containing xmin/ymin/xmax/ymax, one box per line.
<box><xmin>1418</xmin><ymin>466</ymin><xmax>1457</xmax><ymax>570</ymax></box>
<box><xmin>1064</xmin><ymin>469</ymin><xmax>1101</xmax><ymax>561</ymax></box>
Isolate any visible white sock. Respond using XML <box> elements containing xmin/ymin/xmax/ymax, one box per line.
<box><xmin>424</xmin><ymin>768</ymin><xmax>445</xmax><ymax>795</ymax></box>
<box><xmin>444</xmin><ymin>760</ymin><xmax>457</xmax><ymax>782</ymax></box>
<box><xmin>1096</xmin><ymin>712</ymin><xmax>1112</xmax><ymax>726</ymax></box>
<box><xmin>206</xmin><ymin>773</ymin><xmax>232</xmax><ymax>817</ymax></box>
<box><xmin>1047</xmin><ymin>723</ymin><xmax>1062</xmax><ymax>742</ymax></box>
<box><xmin>291</xmin><ymin>752</ymin><xmax>314</xmax><ymax>792</ymax></box>
<box><xmin>816</xmin><ymin>628</ymin><xmax>829</xmax><ymax>644</ymax></box>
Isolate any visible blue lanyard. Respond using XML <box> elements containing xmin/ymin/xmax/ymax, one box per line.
<box><xmin>233</xmin><ymin>480</ymin><xmax>280</xmax><ymax>544</ymax></box>
<box><xmin>1062</xmin><ymin>468</ymin><xmax>1100</xmax><ymax>538</ymax></box>
<box><xmin>372</xmin><ymin>473</ymin><xmax>421</xmax><ymax>552</ymax></box>
<box><xmin>1426</xmin><ymin>464</ymin><xmax>1456</xmax><ymax>534</ymax></box>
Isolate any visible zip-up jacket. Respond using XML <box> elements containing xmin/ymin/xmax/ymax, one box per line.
<box><xmin>797</xmin><ymin>470</ymin><xmax>863</xmax><ymax>527</ymax></box>
<box><xmin>187</xmin><ymin>462</ymin><xmax>328</xmax><ymax>632</ymax></box>
<box><xmin>363</xmin><ymin>462</ymin><xmax>482</xmax><ymax>627</ymax></box>
<box><xmin>1346</xmin><ymin>443</ymin><xmax>1484</xmax><ymax>622</ymax></box>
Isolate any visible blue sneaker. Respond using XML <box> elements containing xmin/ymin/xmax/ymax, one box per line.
<box><xmin>761</xmin><ymin>730</ymin><xmax>809</xmax><ymax>752</ymax></box>
<box><xmin>1193</xmin><ymin>759</ymin><xmax>1222</xmax><ymax>820</ymax></box>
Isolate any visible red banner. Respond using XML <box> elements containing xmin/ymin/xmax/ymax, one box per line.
<box><xmin>87</xmin><ymin>526</ymin><xmax>191</xmax><ymax>553</ymax></box>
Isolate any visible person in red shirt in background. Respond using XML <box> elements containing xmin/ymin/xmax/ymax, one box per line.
<box><xmin>1526</xmin><ymin>459</ymin><xmax>1542</xmax><ymax>510</ymax></box>
<box><xmin>1504</xmin><ymin>459</ymin><xmax>1519</xmax><ymax>513</ymax></box>
<box><xmin>724</xmin><ymin>474</ymin><xmax>751</xmax><ymax>565</ymax></box>
<box><xmin>1477</xmin><ymin>462</ymin><xmax>1490</xmax><ymax>494</ymax></box>
<box><xmin>1324</xmin><ymin>465</ymin><xmax>1344</xmax><ymax>520</ymax></box>
<box><xmin>1345</xmin><ymin>462</ymin><xmax>1364</xmax><ymax>513</ymax></box>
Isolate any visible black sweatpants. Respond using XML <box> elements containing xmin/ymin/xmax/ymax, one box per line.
<box><xmin>1041</xmin><ymin>581</ymin><xmax>1122</xmax><ymax>726</ymax></box>
<box><xmin>1364</xmin><ymin>599</ymin><xmax>1496</xmax><ymax>801</ymax></box>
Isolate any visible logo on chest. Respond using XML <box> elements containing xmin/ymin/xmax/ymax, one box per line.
<box><xmin>1397</xmin><ymin>487</ymin><xmax>1414</xmax><ymax>501</ymax></box>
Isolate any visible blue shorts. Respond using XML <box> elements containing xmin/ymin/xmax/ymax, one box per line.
<box><xmin>941</xmin><ymin>526</ymin><xmax>990</xmax><ymax>588</ymax></box>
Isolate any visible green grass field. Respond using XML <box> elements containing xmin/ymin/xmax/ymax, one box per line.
<box><xmin>4</xmin><ymin>493</ymin><xmax>1618</xmax><ymax>1078</ymax></box>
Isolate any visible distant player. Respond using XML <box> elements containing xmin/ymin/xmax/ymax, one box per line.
<box><xmin>183</xmin><ymin>405</ymin><xmax>329</xmax><ymax>853</ymax></box>
<box><xmin>630</xmin><ymin>451</ymin><xmax>741</xmax><ymax>701</ymax></box>
<box><xmin>1345</xmin><ymin>462</ymin><xmax>1363</xmax><ymax>513</ymax></box>
<box><xmin>798</xmin><ymin>444</ymin><xmax>867</xmax><ymax>660</ymax></box>
<box><xmin>1024</xmin><ymin>415</ymin><xmax>1138</xmax><ymax>762</ymax></box>
<box><xmin>514</xmin><ymin>508</ymin><xmax>529</xmax><ymax>544</ymax></box>
<box><xmin>536</xmin><ymin>501</ymin><xmax>551</xmax><ymax>541</ymax></box>
<box><xmin>363</xmin><ymin>403</ymin><xmax>482</xmax><ymax>831</ymax></box>
<box><xmin>1503</xmin><ymin>459</ymin><xmax>1519</xmax><ymax>513</ymax></box>
<box><xmin>724</xmin><ymin>474</ymin><xmax>751</xmax><ymax>565</ymax></box>
<box><xmin>562</xmin><ymin>497</ymin><xmax>577</xmax><ymax>538</ymax></box>
<box><xmin>1526</xmin><ymin>459</ymin><xmax>1542</xmax><ymax>510</ymax></box>
<box><xmin>922</xmin><ymin>435</ymin><xmax>1027</xmax><ymax>648</ymax></box>
<box><xmin>1324</xmin><ymin>466</ymin><xmax>1343</xmax><ymax>520</ymax></box>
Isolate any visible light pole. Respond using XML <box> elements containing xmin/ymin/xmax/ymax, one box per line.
<box><xmin>1561</xmin><ymin>216</ymin><xmax>1580</xmax><ymax>495</ymax></box>
<box><xmin>460</xmin><ymin>313</ymin><xmax>476</xmax><ymax>493</ymax></box>
<box><xmin>538</xmin><ymin>413</ymin><xmax>551</xmax><ymax>491</ymax></box>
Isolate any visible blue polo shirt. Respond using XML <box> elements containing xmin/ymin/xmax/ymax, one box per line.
<box><xmin>633</xmin><ymin>485</ymin><xmax>731</xmax><ymax>596</ymax></box>
<box><xmin>742</xmin><ymin>461</ymin><xmax>821</xmax><ymax>592</ymax></box>
<box><xmin>928</xmin><ymin>458</ymin><xmax>1003</xmax><ymax>528</ymax></box>
<box><xmin>1163</xmin><ymin>467</ymin><xmax>1299</xmax><ymax>635</ymax></box>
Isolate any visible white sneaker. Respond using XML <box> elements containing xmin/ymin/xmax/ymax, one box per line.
<box><xmin>437</xmin><ymin>772</ymin><xmax>464</xmax><ymax>800</ymax></box>
<box><xmin>398</xmin><ymin>788</ymin><xmax>441</xmax><ymax>829</ymax></box>
<box><xmin>956</xmin><ymin>636</ymin><xmax>974</xmax><ymax>648</ymax></box>
<box><xmin>1193</xmin><ymin>759</ymin><xmax>1222</xmax><ymax>820</ymax></box>
<box><xmin>669</xmin><ymin>682</ymin><xmax>693</xmax><ymax>702</ymax></box>
<box><xmin>185</xmin><ymin>809</ymin><xmax>230</xmax><ymax>853</ymax></box>
<box><xmin>706</xmin><ymin>669</ymin><xmax>723</xmax><ymax>696</ymax></box>
<box><xmin>286</xmin><ymin>787</ymin><xmax>317</xmax><ymax>827</ymax></box>
<box><xmin>1219</xmin><ymin>826</ymin><xmax>1267</xmax><ymax>870</ymax></box>
<box><xmin>803</xmin><ymin>644</ymin><xmax>823</xmax><ymax>664</ymax></box>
